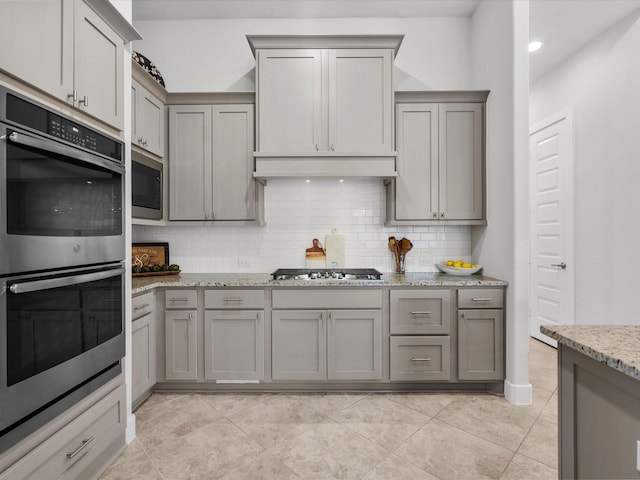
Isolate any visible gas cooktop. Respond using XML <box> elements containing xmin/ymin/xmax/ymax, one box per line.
<box><xmin>271</xmin><ymin>268</ymin><xmax>383</xmax><ymax>281</ymax></box>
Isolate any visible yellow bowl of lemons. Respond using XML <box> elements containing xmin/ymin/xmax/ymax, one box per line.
<box><xmin>436</xmin><ymin>259</ymin><xmax>482</xmax><ymax>276</ymax></box>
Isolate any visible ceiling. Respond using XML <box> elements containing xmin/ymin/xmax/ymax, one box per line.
<box><xmin>132</xmin><ymin>0</ymin><xmax>640</xmax><ymax>81</ymax></box>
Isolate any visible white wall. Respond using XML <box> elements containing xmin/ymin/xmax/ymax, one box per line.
<box><xmin>470</xmin><ymin>0</ymin><xmax>532</xmax><ymax>404</ymax></box>
<box><xmin>133</xmin><ymin>17</ymin><xmax>472</xmax><ymax>91</ymax></box>
<box><xmin>132</xmin><ymin>16</ymin><xmax>476</xmax><ymax>272</ymax></box>
<box><xmin>530</xmin><ymin>10</ymin><xmax>640</xmax><ymax>326</ymax></box>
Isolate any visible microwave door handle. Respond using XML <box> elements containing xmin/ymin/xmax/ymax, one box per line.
<box><xmin>7</xmin><ymin>131</ymin><xmax>124</xmax><ymax>175</ymax></box>
<box><xmin>9</xmin><ymin>268</ymin><xmax>125</xmax><ymax>294</ymax></box>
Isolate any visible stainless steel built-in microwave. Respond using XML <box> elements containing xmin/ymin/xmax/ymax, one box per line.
<box><xmin>132</xmin><ymin>156</ymin><xmax>162</xmax><ymax>220</ymax></box>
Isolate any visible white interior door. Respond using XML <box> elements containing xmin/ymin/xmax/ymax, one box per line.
<box><xmin>529</xmin><ymin>108</ymin><xmax>575</xmax><ymax>346</ymax></box>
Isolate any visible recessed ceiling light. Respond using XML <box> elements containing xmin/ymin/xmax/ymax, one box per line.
<box><xmin>528</xmin><ymin>41</ymin><xmax>544</xmax><ymax>53</ymax></box>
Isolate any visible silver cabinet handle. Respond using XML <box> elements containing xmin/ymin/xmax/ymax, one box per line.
<box><xmin>411</xmin><ymin>311</ymin><xmax>431</xmax><ymax>315</ymax></box>
<box><xmin>79</xmin><ymin>95</ymin><xmax>89</xmax><ymax>106</ymax></box>
<box><xmin>432</xmin><ymin>212</ymin><xmax>437</xmax><ymax>219</ymax></box>
<box><xmin>330</xmin><ymin>144</ymin><xmax>334</xmax><ymax>151</ymax></box>
<box><xmin>411</xmin><ymin>358</ymin><xmax>431</xmax><ymax>362</ymax></box>
<box><xmin>10</xmin><ymin>267</ymin><xmax>124</xmax><ymax>294</ymax></box>
<box><xmin>67</xmin><ymin>90</ymin><xmax>77</xmax><ymax>102</ymax></box>
<box><xmin>134</xmin><ymin>303</ymin><xmax>150</xmax><ymax>311</ymax></box>
<box><xmin>223</xmin><ymin>298</ymin><xmax>243</xmax><ymax>302</ymax></box>
<box><xmin>440</xmin><ymin>212</ymin><xmax>445</xmax><ymax>218</ymax></box>
<box><xmin>472</xmin><ymin>298</ymin><xmax>493</xmax><ymax>302</ymax></box>
<box><xmin>66</xmin><ymin>437</ymin><xmax>95</xmax><ymax>459</ymax></box>
<box><xmin>188</xmin><ymin>312</ymin><xmax>194</xmax><ymax>322</ymax></box>
<box><xmin>551</xmin><ymin>262</ymin><xmax>567</xmax><ymax>269</ymax></box>
<box><xmin>315</xmin><ymin>144</ymin><xmax>319</xmax><ymax>151</ymax></box>
<box><xmin>169</xmin><ymin>297</ymin><xmax>189</xmax><ymax>302</ymax></box>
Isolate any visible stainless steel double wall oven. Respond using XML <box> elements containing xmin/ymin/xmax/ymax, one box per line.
<box><xmin>0</xmin><ymin>86</ymin><xmax>126</xmax><ymax>452</ymax></box>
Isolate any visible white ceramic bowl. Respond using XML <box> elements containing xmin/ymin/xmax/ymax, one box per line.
<box><xmin>436</xmin><ymin>263</ymin><xmax>482</xmax><ymax>276</ymax></box>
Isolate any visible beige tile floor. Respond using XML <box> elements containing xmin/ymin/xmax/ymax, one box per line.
<box><xmin>101</xmin><ymin>338</ymin><xmax>558</xmax><ymax>480</ymax></box>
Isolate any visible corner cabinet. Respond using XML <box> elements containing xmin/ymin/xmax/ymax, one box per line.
<box><xmin>168</xmin><ymin>101</ymin><xmax>263</xmax><ymax>223</ymax></box>
<box><xmin>0</xmin><ymin>0</ymin><xmax>140</xmax><ymax>130</ymax></box>
<box><xmin>248</xmin><ymin>35</ymin><xmax>402</xmax><ymax>179</ymax></box>
<box><xmin>387</xmin><ymin>91</ymin><xmax>489</xmax><ymax>225</ymax></box>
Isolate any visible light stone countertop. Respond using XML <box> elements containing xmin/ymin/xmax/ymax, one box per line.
<box><xmin>132</xmin><ymin>271</ymin><xmax>507</xmax><ymax>294</ymax></box>
<box><xmin>541</xmin><ymin>325</ymin><xmax>640</xmax><ymax>382</ymax></box>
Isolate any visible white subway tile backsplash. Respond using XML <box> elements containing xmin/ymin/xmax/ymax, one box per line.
<box><xmin>133</xmin><ymin>178</ymin><xmax>472</xmax><ymax>273</ymax></box>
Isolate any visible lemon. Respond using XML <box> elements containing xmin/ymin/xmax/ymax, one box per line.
<box><xmin>462</xmin><ymin>263</ymin><xmax>472</xmax><ymax>268</ymax></box>
<box><xmin>446</xmin><ymin>260</ymin><xmax>454</xmax><ymax>266</ymax></box>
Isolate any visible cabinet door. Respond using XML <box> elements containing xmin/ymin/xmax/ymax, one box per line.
<box><xmin>272</xmin><ymin>310</ymin><xmax>326</xmax><ymax>381</ymax></box>
<box><xmin>169</xmin><ymin>105</ymin><xmax>211</xmax><ymax>220</ymax></box>
<box><xmin>439</xmin><ymin>103</ymin><xmax>483</xmax><ymax>220</ymax></box>
<box><xmin>327</xmin><ymin>310</ymin><xmax>382</xmax><ymax>380</ymax></box>
<box><xmin>165</xmin><ymin>310</ymin><xmax>197</xmax><ymax>381</ymax></box>
<box><xmin>203</xmin><ymin>310</ymin><xmax>264</xmax><ymax>381</ymax></box>
<box><xmin>256</xmin><ymin>49</ymin><xmax>323</xmax><ymax>152</ymax></box>
<box><xmin>390</xmin><ymin>289</ymin><xmax>450</xmax><ymax>335</ymax></box>
<box><xmin>0</xmin><ymin>0</ymin><xmax>73</xmax><ymax>100</ymax></box>
<box><xmin>395</xmin><ymin>104</ymin><xmax>439</xmax><ymax>220</ymax></box>
<box><xmin>133</xmin><ymin>80</ymin><xmax>164</xmax><ymax>157</ymax></box>
<box><xmin>329</xmin><ymin>49</ymin><xmax>393</xmax><ymax>153</ymax></box>
<box><xmin>74</xmin><ymin>0</ymin><xmax>124</xmax><ymax>129</ymax></box>
<box><xmin>212</xmin><ymin>104</ymin><xmax>255</xmax><ymax>220</ymax></box>
<box><xmin>458</xmin><ymin>309</ymin><xmax>503</xmax><ymax>380</ymax></box>
<box><xmin>132</xmin><ymin>313</ymin><xmax>156</xmax><ymax>404</ymax></box>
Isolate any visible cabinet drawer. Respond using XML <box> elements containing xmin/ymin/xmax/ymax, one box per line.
<box><xmin>205</xmin><ymin>289</ymin><xmax>264</xmax><ymax>309</ymax></box>
<box><xmin>132</xmin><ymin>291</ymin><xmax>154</xmax><ymax>320</ymax></box>
<box><xmin>390</xmin><ymin>336</ymin><xmax>451</xmax><ymax>381</ymax></box>
<box><xmin>165</xmin><ymin>289</ymin><xmax>197</xmax><ymax>309</ymax></box>
<box><xmin>390</xmin><ymin>290</ymin><xmax>451</xmax><ymax>334</ymax></box>
<box><xmin>0</xmin><ymin>384</ymin><xmax>125</xmax><ymax>480</ymax></box>
<box><xmin>272</xmin><ymin>289</ymin><xmax>382</xmax><ymax>309</ymax></box>
<box><xmin>457</xmin><ymin>288</ymin><xmax>503</xmax><ymax>309</ymax></box>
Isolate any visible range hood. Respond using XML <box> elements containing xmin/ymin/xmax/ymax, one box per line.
<box><xmin>253</xmin><ymin>153</ymin><xmax>398</xmax><ymax>181</ymax></box>
<box><xmin>249</xmin><ymin>34</ymin><xmax>403</xmax><ymax>181</ymax></box>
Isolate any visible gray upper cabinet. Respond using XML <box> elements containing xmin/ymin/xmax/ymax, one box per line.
<box><xmin>168</xmin><ymin>103</ymin><xmax>258</xmax><ymax>222</ymax></box>
<box><xmin>388</xmin><ymin>91</ymin><xmax>488</xmax><ymax>225</ymax></box>
<box><xmin>131</xmin><ymin>78</ymin><xmax>165</xmax><ymax>158</ymax></box>
<box><xmin>248</xmin><ymin>35</ymin><xmax>402</xmax><ymax>179</ymax></box>
<box><xmin>0</xmin><ymin>0</ymin><xmax>138</xmax><ymax>130</ymax></box>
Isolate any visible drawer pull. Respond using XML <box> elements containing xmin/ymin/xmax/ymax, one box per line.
<box><xmin>471</xmin><ymin>298</ymin><xmax>493</xmax><ymax>302</ymax></box>
<box><xmin>223</xmin><ymin>298</ymin><xmax>243</xmax><ymax>302</ymax></box>
<box><xmin>411</xmin><ymin>311</ymin><xmax>431</xmax><ymax>315</ymax></box>
<box><xmin>66</xmin><ymin>437</ymin><xmax>95</xmax><ymax>459</ymax></box>
<box><xmin>169</xmin><ymin>298</ymin><xmax>189</xmax><ymax>302</ymax></box>
<box><xmin>411</xmin><ymin>357</ymin><xmax>431</xmax><ymax>362</ymax></box>
<box><xmin>133</xmin><ymin>303</ymin><xmax>150</xmax><ymax>311</ymax></box>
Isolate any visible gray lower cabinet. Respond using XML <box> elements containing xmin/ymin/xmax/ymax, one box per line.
<box><xmin>271</xmin><ymin>288</ymin><xmax>383</xmax><ymax>381</ymax></box>
<box><xmin>272</xmin><ymin>310</ymin><xmax>326</xmax><ymax>381</ymax></box>
<box><xmin>559</xmin><ymin>345</ymin><xmax>640</xmax><ymax>480</ymax></box>
<box><xmin>203</xmin><ymin>310</ymin><xmax>264</xmax><ymax>381</ymax></box>
<box><xmin>390</xmin><ymin>336</ymin><xmax>451</xmax><ymax>381</ymax></box>
<box><xmin>457</xmin><ymin>310</ymin><xmax>503</xmax><ymax>380</ymax></box>
<box><xmin>272</xmin><ymin>309</ymin><xmax>382</xmax><ymax>381</ymax></box>
<box><xmin>0</xmin><ymin>380</ymin><xmax>125</xmax><ymax>480</ymax></box>
<box><xmin>203</xmin><ymin>289</ymin><xmax>265</xmax><ymax>381</ymax></box>
<box><xmin>390</xmin><ymin>289</ymin><xmax>451</xmax><ymax>335</ymax></box>
<box><xmin>131</xmin><ymin>291</ymin><xmax>156</xmax><ymax>407</ymax></box>
<box><xmin>164</xmin><ymin>290</ymin><xmax>198</xmax><ymax>381</ymax></box>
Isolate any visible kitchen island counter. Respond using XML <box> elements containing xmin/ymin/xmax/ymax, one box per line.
<box><xmin>132</xmin><ymin>271</ymin><xmax>507</xmax><ymax>294</ymax></box>
<box><xmin>541</xmin><ymin>324</ymin><xmax>640</xmax><ymax>381</ymax></box>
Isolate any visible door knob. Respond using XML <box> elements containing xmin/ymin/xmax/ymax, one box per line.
<box><xmin>551</xmin><ymin>262</ymin><xmax>567</xmax><ymax>269</ymax></box>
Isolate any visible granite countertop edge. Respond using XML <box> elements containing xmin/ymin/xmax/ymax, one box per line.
<box><xmin>132</xmin><ymin>272</ymin><xmax>507</xmax><ymax>294</ymax></box>
<box><xmin>541</xmin><ymin>325</ymin><xmax>640</xmax><ymax>382</ymax></box>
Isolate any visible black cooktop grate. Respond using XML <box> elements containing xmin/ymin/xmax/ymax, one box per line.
<box><xmin>271</xmin><ymin>268</ymin><xmax>383</xmax><ymax>280</ymax></box>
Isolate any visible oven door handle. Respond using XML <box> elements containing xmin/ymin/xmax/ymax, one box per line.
<box><xmin>7</xmin><ymin>131</ymin><xmax>124</xmax><ymax>175</ymax></box>
<box><xmin>9</xmin><ymin>268</ymin><xmax>125</xmax><ymax>294</ymax></box>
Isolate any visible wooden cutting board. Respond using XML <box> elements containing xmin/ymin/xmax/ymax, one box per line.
<box><xmin>305</xmin><ymin>238</ymin><xmax>326</xmax><ymax>268</ymax></box>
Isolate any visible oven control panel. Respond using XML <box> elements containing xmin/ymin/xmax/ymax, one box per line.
<box><xmin>49</xmin><ymin>116</ymin><xmax>98</xmax><ymax>151</ymax></box>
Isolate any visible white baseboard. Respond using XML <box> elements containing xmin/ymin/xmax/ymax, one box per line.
<box><xmin>504</xmin><ymin>380</ymin><xmax>533</xmax><ymax>405</ymax></box>
<box><xmin>125</xmin><ymin>413</ymin><xmax>137</xmax><ymax>444</ymax></box>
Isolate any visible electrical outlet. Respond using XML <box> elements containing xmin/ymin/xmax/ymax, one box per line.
<box><xmin>238</xmin><ymin>258</ymin><xmax>252</xmax><ymax>268</ymax></box>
